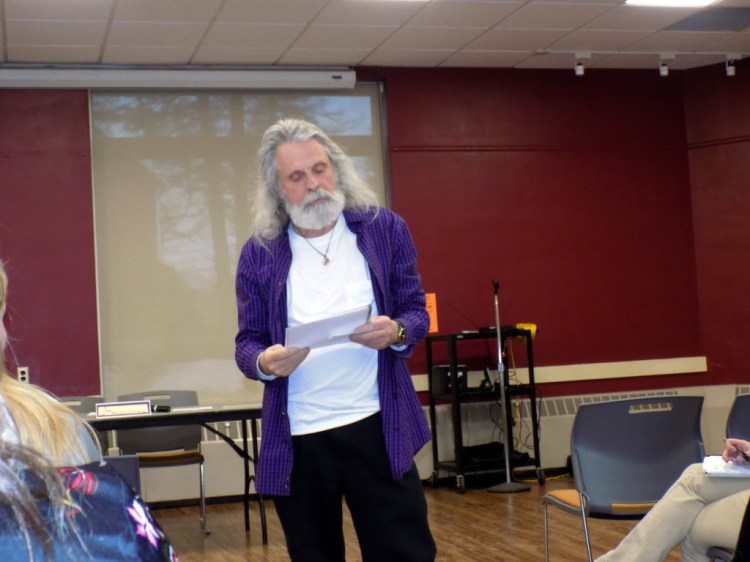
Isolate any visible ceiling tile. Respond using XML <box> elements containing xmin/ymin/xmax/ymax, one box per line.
<box><xmin>102</xmin><ymin>46</ymin><xmax>196</xmax><ymax>65</ymax></box>
<box><xmin>6</xmin><ymin>44</ymin><xmax>102</xmax><ymax>64</ymax></box>
<box><xmin>549</xmin><ymin>29</ymin><xmax>652</xmax><ymax>52</ymax></box>
<box><xmin>315</xmin><ymin>0</ymin><xmax>426</xmax><ymax>26</ymax></box>
<box><xmin>293</xmin><ymin>24</ymin><xmax>398</xmax><ymax>49</ymax></box>
<box><xmin>107</xmin><ymin>22</ymin><xmax>208</xmax><ymax>47</ymax></box>
<box><xmin>5</xmin><ymin>0</ymin><xmax>114</xmax><ymax>21</ymax></box>
<box><xmin>441</xmin><ymin>49</ymin><xmax>533</xmax><ymax>67</ymax></box>
<box><xmin>515</xmin><ymin>51</ymin><xmax>573</xmax><ymax>68</ymax></box>
<box><xmin>380</xmin><ymin>26</ymin><xmax>488</xmax><ymax>50</ymax></box>
<box><xmin>279</xmin><ymin>48</ymin><xmax>371</xmax><ymax>65</ymax></box>
<box><xmin>362</xmin><ymin>48</ymin><xmax>455</xmax><ymax>67</ymax></box>
<box><xmin>112</xmin><ymin>0</ymin><xmax>223</xmax><ymax>22</ymax></box>
<box><xmin>215</xmin><ymin>0</ymin><xmax>329</xmax><ymax>24</ymax></box>
<box><xmin>408</xmin><ymin>1</ymin><xmax>522</xmax><ymax>27</ymax></box>
<box><xmin>6</xmin><ymin>20</ymin><xmax>108</xmax><ymax>45</ymax></box>
<box><xmin>625</xmin><ymin>30</ymin><xmax>734</xmax><ymax>52</ymax></box>
<box><xmin>191</xmin><ymin>46</ymin><xmax>285</xmax><ymax>65</ymax></box>
<box><xmin>466</xmin><ymin>28</ymin><xmax>570</xmax><ymax>50</ymax></box>
<box><xmin>701</xmin><ymin>30</ymin><xmax>750</xmax><ymax>52</ymax></box>
<box><xmin>583</xmin><ymin>6</ymin><xmax>699</xmax><ymax>32</ymax></box>
<box><xmin>0</xmin><ymin>0</ymin><xmax>747</xmax><ymax>71</ymax></box>
<box><xmin>202</xmin><ymin>23</ymin><xmax>306</xmax><ymax>49</ymax></box>
<box><xmin>531</xmin><ymin>0</ymin><xmax>620</xmax><ymax>4</ymax></box>
<box><xmin>667</xmin><ymin>7</ymin><xmax>750</xmax><ymax>32</ymax></box>
<box><xmin>495</xmin><ymin>2</ymin><xmax>613</xmax><ymax>29</ymax></box>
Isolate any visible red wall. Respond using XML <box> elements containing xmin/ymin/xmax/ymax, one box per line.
<box><xmin>2</xmin><ymin>63</ymin><xmax>748</xmax><ymax>398</ymax></box>
<box><xmin>0</xmin><ymin>90</ymin><xmax>100</xmax><ymax>396</ymax></box>
<box><xmin>359</xmin><ymin>67</ymin><xmax>706</xmax><ymax>395</ymax></box>
<box><xmin>683</xmin><ymin>60</ymin><xmax>750</xmax><ymax>386</ymax></box>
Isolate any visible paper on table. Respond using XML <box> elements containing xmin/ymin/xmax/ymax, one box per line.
<box><xmin>285</xmin><ymin>304</ymin><xmax>371</xmax><ymax>349</ymax></box>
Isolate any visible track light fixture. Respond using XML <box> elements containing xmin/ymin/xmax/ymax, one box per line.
<box><xmin>726</xmin><ymin>59</ymin><xmax>736</xmax><ymax>77</ymax></box>
<box><xmin>573</xmin><ymin>52</ymin><xmax>590</xmax><ymax>77</ymax></box>
<box><xmin>659</xmin><ymin>62</ymin><xmax>669</xmax><ymax>77</ymax></box>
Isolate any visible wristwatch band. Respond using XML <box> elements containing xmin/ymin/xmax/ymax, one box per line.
<box><xmin>395</xmin><ymin>320</ymin><xmax>406</xmax><ymax>345</ymax></box>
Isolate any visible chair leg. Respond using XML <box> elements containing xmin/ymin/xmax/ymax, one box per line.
<box><xmin>543</xmin><ymin>503</ymin><xmax>550</xmax><ymax>562</ymax></box>
<box><xmin>199</xmin><ymin>461</ymin><xmax>210</xmax><ymax>535</ymax></box>
<box><xmin>578</xmin><ymin>492</ymin><xmax>593</xmax><ymax>562</ymax></box>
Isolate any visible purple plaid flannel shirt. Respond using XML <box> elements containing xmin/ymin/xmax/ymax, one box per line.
<box><xmin>234</xmin><ymin>207</ymin><xmax>432</xmax><ymax>496</ymax></box>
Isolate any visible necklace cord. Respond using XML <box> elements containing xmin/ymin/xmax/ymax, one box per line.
<box><xmin>298</xmin><ymin>225</ymin><xmax>335</xmax><ymax>265</ymax></box>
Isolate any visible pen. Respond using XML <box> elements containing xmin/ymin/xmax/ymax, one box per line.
<box><xmin>735</xmin><ymin>445</ymin><xmax>750</xmax><ymax>462</ymax></box>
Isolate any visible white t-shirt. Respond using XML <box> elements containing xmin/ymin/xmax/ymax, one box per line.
<box><xmin>286</xmin><ymin>219</ymin><xmax>380</xmax><ymax>436</ymax></box>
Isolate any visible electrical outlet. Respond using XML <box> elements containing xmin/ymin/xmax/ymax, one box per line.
<box><xmin>17</xmin><ymin>366</ymin><xmax>29</xmax><ymax>383</ymax></box>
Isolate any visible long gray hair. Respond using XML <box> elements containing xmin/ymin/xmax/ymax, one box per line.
<box><xmin>251</xmin><ymin>118</ymin><xmax>379</xmax><ymax>240</ymax></box>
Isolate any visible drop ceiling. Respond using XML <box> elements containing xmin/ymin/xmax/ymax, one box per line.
<box><xmin>1</xmin><ymin>0</ymin><xmax>749</xmax><ymax>71</ymax></box>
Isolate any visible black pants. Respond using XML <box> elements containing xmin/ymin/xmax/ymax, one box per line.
<box><xmin>273</xmin><ymin>413</ymin><xmax>436</xmax><ymax>562</ymax></box>
<box><xmin>732</xmin><ymin>498</ymin><xmax>750</xmax><ymax>561</ymax></box>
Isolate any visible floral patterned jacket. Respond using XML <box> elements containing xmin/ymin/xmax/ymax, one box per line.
<box><xmin>0</xmin><ymin>462</ymin><xmax>179</xmax><ymax>561</ymax></box>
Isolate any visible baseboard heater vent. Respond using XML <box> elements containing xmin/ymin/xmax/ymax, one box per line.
<box><xmin>516</xmin><ymin>389</ymin><xmax>680</xmax><ymax>420</ymax></box>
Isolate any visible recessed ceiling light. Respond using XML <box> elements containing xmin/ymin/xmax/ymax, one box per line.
<box><xmin>626</xmin><ymin>0</ymin><xmax>718</xmax><ymax>7</ymax></box>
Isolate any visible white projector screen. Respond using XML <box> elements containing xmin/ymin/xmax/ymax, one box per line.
<box><xmin>91</xmin><ymin>83</ymin><xmax>386</xmax><ymax>405</ymax></box>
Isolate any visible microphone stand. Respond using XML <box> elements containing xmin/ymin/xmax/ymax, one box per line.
<box><xmin>487</xmin><ymin>280</ymin><xmax>530</xmax><ymax>494</ymax></box>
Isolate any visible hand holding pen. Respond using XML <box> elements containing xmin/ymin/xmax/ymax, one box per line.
<box><xmin>736</xmin><ymin>446</ymin><xmax>750</xmax><ymax>463</ymax></box>
<box><xmin>723</xmin><ymin>438</ymin><xmax>750</xmax><ymax>464</ymax></box>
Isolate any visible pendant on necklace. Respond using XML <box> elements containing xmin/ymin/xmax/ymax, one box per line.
<box><xmin>297</xmin><ymin>221</ymin><xmax>335</xmax><ymax>266</ymax></box>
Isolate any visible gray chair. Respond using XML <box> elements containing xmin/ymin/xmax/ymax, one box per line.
<box><xmin>59</xmin><ymin>395</ymin><xmax>100</xmax><ymax>415</ymax></box>
<box><xmin>103</xmin><ymin>454</ymin><xmax>142</xmax><ymax>495</ymax></box>
<box><xmin>705</xmin><ymin>393</ymin><xmax>750</xmax><ymax>560</ymax></box>
<box><xmin>59</xmin><ymin>395</ymin><xmax>109</xmax><ymax>451</ymax></box>
<box><xmin>542</xmin><ymin>396</ymin><xmax>705</xmax><ymax>562</ymax></box>
<box><xmin>727</xmin><ymin>394</ymin><xmax>750</xmax><ymax>441</ymax></box>
<box><xmin>116</xmin><ymin>390</ymin><xmax>209</xmax><ymax>535</ymax></box>
<box><xmin>60</xmin><ymin>396</ymin><xmax>142</xmax><ymax>495</ymax></box>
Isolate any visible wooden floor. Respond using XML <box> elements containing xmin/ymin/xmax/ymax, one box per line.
<box><xmin>154</xmin><ymin>473</ymin><xmax>682</xmax><ymax>561</ymax></box>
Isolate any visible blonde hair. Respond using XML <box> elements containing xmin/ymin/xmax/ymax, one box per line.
<box><xmin>0</xmin><ymin>261</ymin><xmax>100</xmax><ymax>466</ymax></box>
<box><xmin>0</xmin><ymin>377</ymin><xmax>100</xmax><ymax>465</ymax></box>
<box><xmin>0</xmin><ymin>261</ymin><xmax>6</xmax><ymax>312</ymax></box>
<box><xmin>0</xmin><ymin>440</ymin><xmax>76</xmax><ymax>561</ymax></box>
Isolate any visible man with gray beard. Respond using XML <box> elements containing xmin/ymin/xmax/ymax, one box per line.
<box><xmin>234</xmin><ymin>118</ymin><xmax>436</xmax><ymax>561</ymax></box>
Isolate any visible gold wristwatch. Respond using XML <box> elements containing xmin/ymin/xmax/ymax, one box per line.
<box><xmin>395</xmin><ymin>320</ymin><xmax>406</xmax><ymax>345</ymax></box>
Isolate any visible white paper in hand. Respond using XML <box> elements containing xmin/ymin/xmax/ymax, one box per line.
<box><xmin>285</xmin><ymin>304</ymin><xmax>371</xmax><ymax>349</ymax></box>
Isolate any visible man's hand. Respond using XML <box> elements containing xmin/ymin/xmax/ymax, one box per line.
<box><xmin>722</xmin><ymin>438</ymin><xmax>750</xmax><ymax>463</ymax></box>
<box><xmin>350</xmin><ymin>316</ymin><xmax>400</xmax><ymax>350</ymax></box>
<box><xmin>259</xmin><ymin>345</ymin><xmax>310</xmax><ymax>378</ymax></box>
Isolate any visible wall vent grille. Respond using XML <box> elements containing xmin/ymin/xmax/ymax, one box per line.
<box><xmin>517</xmin><ymin>389</ymin><xmax>679</xmax><ymax>419</ymax></box>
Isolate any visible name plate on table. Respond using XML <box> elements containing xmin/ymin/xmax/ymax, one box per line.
<box><xmin>95</xmin><ymin>400</ymin><xmax>151</xmax><ymax>418</ymax></box>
